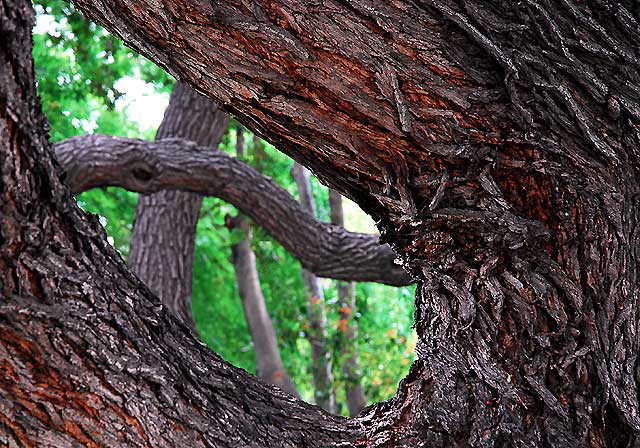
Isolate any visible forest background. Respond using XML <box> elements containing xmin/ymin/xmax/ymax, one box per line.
<box><xmin>33</xmin><ymin>0</ymin><xmax>416</xmax><ymax>414</ymax></box>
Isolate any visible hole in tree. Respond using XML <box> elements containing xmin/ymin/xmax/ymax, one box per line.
<box><xmin>131</xmin><ymin>166</ymin><xmax>154</xmax><ymax>182</ymax></box>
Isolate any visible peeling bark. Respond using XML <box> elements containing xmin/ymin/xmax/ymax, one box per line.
<box><xmin>127</xmin><ymin>82</ymin><xmax>229</xmax><ymax>329</ymax></box>
<box><xmin>291</xmin><ymin>162</ymin><xmax>336</xmax><ymax>414</ymax></box>
<box><xmin>55</xmin><ymin>134</ymin><xmax>411</xmax><ymax>286</ymax></box>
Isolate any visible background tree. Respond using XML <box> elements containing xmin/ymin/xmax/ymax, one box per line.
<box><xmin>330</xmin><ymin>189</ymin><xmax>368</xmax><ymax>417</ymax></box>
<box><xmin>32</xmin><ymin>0</ymin><xmax>172</xmax><ymax>142</ymax></box>
<box><xmin>127</xmin><ymin>82</ymin><xmax>228</xmax><ymax>329</ymax></box>
<box><xmin>228</xmin><ymin>127</ymin><xmax>299</xmax><ymax>396</ymax></box>
<box><xmin>292</xmin><ymin>162</ymin><xmax>336</xmax><ymax>413</ymax></box>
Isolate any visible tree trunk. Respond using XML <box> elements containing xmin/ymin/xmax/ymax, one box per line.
<box><xmin>127</xmin><ymin>82</ymin><xmax>228</xmax><ymax>329</ymax></box>
<box><xmin>8</xmin><ymin>0</ymin><xmax>640</xmax><ymax>445</ymax></box>
<box><xmin>70</xmin><ymin>1</ymin><xmax>640</xmax><ymax>444</ymax></box>
<box><xmin>291</xmin><ymin>162</ymin><xmax>336</xmax><ymax>414</ymax></box>
<box><xmin>229</xmin><ymin>127</ymin><xmax>299</xmax><ymax>396</ymax></box>
<box><xmin>329</xmin><ymin>189</ymin><xmax>368</xmax><ymax>417</ymax></box>
<box><xmin>227</xmin><ymin>215</ymin><xmax>300</xmax><ymax>397</ymax></box>
<box><xmin>252</xmin><ymin>135</ymin><xmax>266</xmax><ymax>168</ymax></box>
<box><xmin>0</xmin><ymin>3</ymin><xmax>358</xmax><ymax>446</ymax></box>
<box><xmin>235</xmin><ymin>122</ymin><xmax>246</xmax><ymax>156</ymax></box>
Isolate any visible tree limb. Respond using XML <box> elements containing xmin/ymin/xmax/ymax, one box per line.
<box><xmin>54</xmin><ymin>134</ymin><xmax>414</xmax><ymax>286</ymax></box>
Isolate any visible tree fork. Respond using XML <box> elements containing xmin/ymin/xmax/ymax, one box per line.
<box><xmin>4</xmin><ymin>0</ymin><xmax>640</xmax><ymax>445</ymax></box>
<box><xmin>68</xmin><ymin>0</ymin><xmax>640</xmax><ymax>444</ymax></box>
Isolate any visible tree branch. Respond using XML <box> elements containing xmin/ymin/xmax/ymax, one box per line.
<box><xmin>54</xmin><ymin>134</ymin><xmax>413</xmax><ymax>286</ymax></box>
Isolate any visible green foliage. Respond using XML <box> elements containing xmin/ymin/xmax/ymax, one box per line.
<box><xmin>76</xmin><ymin>188</ymin><xmax>138</xmax><ymax>258</ymax></box>
<box><xmin>352</xmin><ymin>282</ymin><xmax>416</xmax><ymax>404</ymax></box>
<box><xmin>191</xmin><ymin>198</ymin><xmax>255</xmax><ymax>370</ymax></box>
<box><xmin>32</xmin><ymin>0</ymin><xmax>173</xmax><ymax>142</ymax></box>
<box><xmin>230</xmin><ymin>130</ymin><xmax>416</xmax><ymax>408</ymax></box>
<box><xmin>307</xmin><ymin>191</ymin><xmax>416</xmax><ymax>410</ymax></box>
<box><xmin>33</xmin><ymin>7</ymin><xmax>417</xmax><ymax>415</ymax></box>
<box><xmin>218</xmin><ymin>128</ymin><xmax>316</xmax><ymax>399</ymax></box>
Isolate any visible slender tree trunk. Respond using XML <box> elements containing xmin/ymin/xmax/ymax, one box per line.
<box><xmin>228</xmin><ymin>215</ymin><xmax>300</xmax><ymax>396</ymax></box>
<box><xmin>127</xmin><ymin>82</ymin><xmax>228</xmax><ymax>329</ymax></box>
<box><xmin>291</xmin><ymin>162</ymin><xmax>336</xmax><ymax>413</ymax></box>
<box><xmin>235</xmin><ymin>122</ymin><xmax>245</xmax><ymax>155</ymax></box>
<box><xmin>229</xmin><ymin>129</ymin><xmax>299</xmax><ymax>396</ymax></box>
<box><xmin>329</xmin><ymin>189</ymin><xmax>368</xmax><ymax>417</ymax></box>
<box><xmin>253</xmin><ymin>134</ymin><xmax>266</xmax><ymax>169</ymax></box>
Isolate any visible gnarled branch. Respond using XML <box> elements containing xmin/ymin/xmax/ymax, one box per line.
<box><xmin>54</xmin><ymin>134</ymin><xmax>413</xmax><ymax>286</ymax></box>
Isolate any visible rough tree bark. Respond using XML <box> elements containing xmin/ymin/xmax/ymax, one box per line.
<box><xmin>68</xmin><ymin>0</ymin><xmax>640</xmax><ymax>445</ymax></box>
<box><xmin>329</xmin><ymin>189</ymin><xmax>368</xmax><ymax>418</ymax></box>
<box><xmin>291</xmin><ymin>162</ymin><xmax>336</xmax><ymax>413</ymax></box>
<box><xmin>0</xmin><ymin>2</ymin><xmax>358</xmax><ymax>446</ymax></box>
<box><xmin>5</xmin><ymin>0</ymin><xmax>640</xmax><ymax>445</ymax></box>
<box><xmin>228</xmin><ymin>128</ymin><xmax>299</xmax><ymax>396</ymax></box>
<box><xmin>127</xmin><ymin>82</ymin><xmax>229</xmax><ymax>329</ymax></box>
<box><xmin>54</xmin><ymin>134</ymin><xmax>411</xmax><ymax>286</ymax></box>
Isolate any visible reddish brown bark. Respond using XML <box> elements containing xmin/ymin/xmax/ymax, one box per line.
<box><xmin>0</xmin><ymin>2</ymin><xmax>357</xmax><ymax>446</ymax></box>
<box><xmin>4</xmin><ymin>0</ymin><xmax>640</xmax><ymax>445</ymax></box>
<box><xmin>68</xmin><ymin>0</ymin><xmax>640</xmax><ymax>444</ymax></box>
